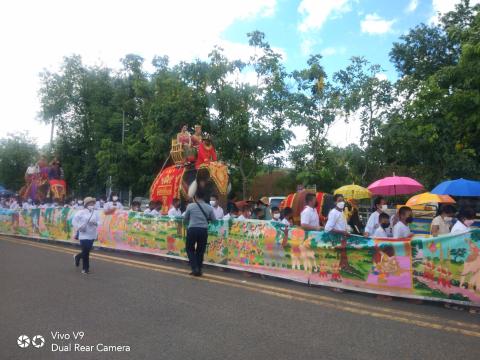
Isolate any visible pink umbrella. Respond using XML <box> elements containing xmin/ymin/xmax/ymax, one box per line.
<box><xmin>368</xmin><ymin>175</ymin><xmax>424</xmax><ymax>196</ymax></box>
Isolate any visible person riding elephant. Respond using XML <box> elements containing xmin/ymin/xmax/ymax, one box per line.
<box><xmin>195</xmin><ymin>134</ymin><xmax>217</xmax><ymax>169</ymax></box>
<box><xmin>191</xmin><ymin>124</ymin><xmax>203</xmax><ymax>149</ymax></box>
<box><xmin>176</xmin><ymin>124</ymin><xmax>191</xmax><ymax>148</ymax></box>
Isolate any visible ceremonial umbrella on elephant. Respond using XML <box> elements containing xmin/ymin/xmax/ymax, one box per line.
<box><xmin>406</xmin><ymin>192</ymin><xmax>455</xmax><ymax>206</ymax></box>
<box><xmin>367</xmin><ymin>175</ymin><xmax>424</xmax><ymax>196</ymax></box>
<box><xmin>431</xmin><ymin>178</ymin><xmax>480</xmax><ymax>197</ymax></box>
<box><xmin>334</xmin><ymin>184</ymin><xmax>371</xmax><ymax>200</ymax></box>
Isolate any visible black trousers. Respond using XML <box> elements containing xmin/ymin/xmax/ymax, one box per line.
<box><xmin>186</xmin><ymin>227</ymin><xmax>208</xmax><ymax>272</ymax></box>
<box><xmin>76</xmin><ymin>239</ymin><xmax>94</xmax><ymax>271</ymax></box>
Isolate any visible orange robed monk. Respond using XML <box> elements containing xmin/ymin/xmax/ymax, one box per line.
<box><xmin>195</xmin><ymin>134</ymin><xmax>217</xmax><ymax>169</ymax></box>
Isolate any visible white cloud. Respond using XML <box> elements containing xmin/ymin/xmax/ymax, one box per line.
<box><xmin>298</xmin><ymin>0</ymin><xmax>352</xmax><ymax>32</ymax></box>
<box><xmin>430</xmin><ymin>0</ymin><xmax>480</xmax><ymax>23</ymax></box>
<box><xmin>375</xmin><ymin>72</ymin><xmax>388</xmax><ymax>81</ymax></box>
<box><xmin>0</xmin><ymin>0</ymin><xmax>278</xmax><ymax>145</ymax></box>
<box><xmin>360</xmin><ymin>13</ymin><xmax>395</xmax><ymax>35</ymax></box>
<box><xmin>301</xmin><ymin>39</ymin><xmax>316</xmax><ymax>56</ymax></box>
<box><xmin>406</xmin><ymin>0</ymin><xmax>419</xmax><ymax>12</ymax></box>
<box><xmin>321</xmin><ymin>46</ymin><xmax>347</xmax><ymax>57</ymax></box>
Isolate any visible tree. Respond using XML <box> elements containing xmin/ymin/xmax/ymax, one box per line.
<box><xmin>210</xmin><ymin>32</ymin><xmax>293</xmax><ymax>198</ymax></box>
<box><xmin>333</xmin><ymin>57</ymin><xmax>393</xmax><ymax>181</ymax></box>
<box><xmin>0</xmin><ymin>133</ymin><xmax>38</xmax><ymax>191</ymax></box>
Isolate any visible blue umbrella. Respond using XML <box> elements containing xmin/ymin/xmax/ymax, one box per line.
<box><xmin>431</xmin><ymin>178</ymin><xmax>480</xmax><ymax>196</ymax></box>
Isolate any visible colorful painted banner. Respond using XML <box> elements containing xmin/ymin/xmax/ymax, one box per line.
<box><xmin>1</xmin><ymin>208</ymin><xmax>479</xmax><ymax>306</ymax></box>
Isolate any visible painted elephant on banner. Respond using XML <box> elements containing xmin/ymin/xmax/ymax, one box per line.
<box><xmin>150</xmin><ymin>162</ymin><xmax>229</xmax><ymax>213</ymax></box>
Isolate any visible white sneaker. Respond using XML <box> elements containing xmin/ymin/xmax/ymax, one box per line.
<box><xmin>81</xmin><ymin>270</ymin><xmax>89</xmax><ymax>274</ymax></box>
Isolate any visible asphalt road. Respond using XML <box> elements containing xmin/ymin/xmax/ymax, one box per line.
<box><xmin>1</xmin><ymin>235</ymin><xmax>479</xmax><ymax>360</ymax></box>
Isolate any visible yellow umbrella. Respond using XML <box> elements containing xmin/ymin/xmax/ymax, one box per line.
<box><xmin>406</xmin><ymin>192</ymin><xmax>456</xmax><ymax>206</ymax></box>
<box><xmin>334</xmin><ymin>184</ymin><xmax>372</xmax><ymax>200</ymax></box>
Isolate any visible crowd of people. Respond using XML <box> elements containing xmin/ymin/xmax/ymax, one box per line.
<box><xmin>1</xmin><ymin>189</ymin><xmax>477</xmax><ymax>277</ymax></box>
<box><xmin>2</xmin><ymin>191</ymin><xmax>477</xmax><ymax>239</ymax></box>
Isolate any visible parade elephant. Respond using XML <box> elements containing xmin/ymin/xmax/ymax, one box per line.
<box><xmin>19</xmin><ymin>159</ymin><xmax>67</xmax><ymax>203</ymax></box>
<box><xmin>150</xmin><ymin>162</ymin><xmax>229</xmax><ymax>214</ymax></box>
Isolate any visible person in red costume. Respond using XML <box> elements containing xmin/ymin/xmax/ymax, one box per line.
<box><xmin>195</xmin><ymin>134</ymin><xmax>217</xmax><ymax>169</ymax></box>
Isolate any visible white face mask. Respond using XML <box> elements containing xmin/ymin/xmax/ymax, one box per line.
<box><xmin>112</xmin><ymin>196</ymin><xmax>118</xmax><ymax>201</ymax></box>
<box><xmin>77</xmin><ymin>201</ymin><xmax>83</xmax><ymax>205</ymax></box>
<box><xmin>273</xmin><ymin>213</ymin><xmax>281</xmax><ymax>219</ymax></box>
<box><xmin>87</xmin><ymin>205</ymin><xmax>95</xmax><ymax>211</ymax></box>
<box><xmin>210</xmin><ymin>200</ymin><xmax>217</xmax><ymax>207</ymax></box>
<box><xmin>381</xmin><ymin>205</ymin><xmax>388</xmax><ymax>211</ymax></box>
<box><xmin>444</xmin><ymin>216</ymin><xmax>452</xmax><ymax>222</ymax></box>
<box><xmin>337</xmin><ymin>202</ymin><xmax>345</xmax><ymax>210</ymax></box>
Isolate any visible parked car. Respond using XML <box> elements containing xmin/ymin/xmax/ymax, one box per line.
<box><xmin>269</xmin><ymin>196</ymin><xmax>285</xmax><ymax>209</ymax></box>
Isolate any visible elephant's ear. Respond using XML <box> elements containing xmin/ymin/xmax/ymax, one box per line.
<box><xmin>188</xmin><ymin>180</ymin><xmax>198</xmax><ymax>199</ymax></box>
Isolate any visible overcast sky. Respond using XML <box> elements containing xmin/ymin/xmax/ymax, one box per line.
<box><xmin>0</xmin><ymin>0</ymin><xmax>474</xmax><ymax>147</ymax></box>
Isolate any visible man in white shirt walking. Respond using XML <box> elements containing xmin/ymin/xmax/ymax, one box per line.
<box><xmin>72</xmin><ymin>197</ymin><xmax>101</xmax><ymax>274</ymax></box>
<box><xmin>392</xmin><ymin>206</ymin><xmax>413</xmax><ymax>239</ymax></box>
<box><xmin>300</xmin><ymin>193</ymin><xmax>322</xmax><ymax>231</ymax></box>
<box><xmin>210</xmin><ymin>194</ymin><xmax>224</xmax><ymax>220</ymax></box>
<box><xmin>325</xmin><ymin>194</ymin><xmax>349</xmax><ymax>236</ymax></box>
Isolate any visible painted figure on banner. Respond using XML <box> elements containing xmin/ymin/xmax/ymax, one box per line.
<box><xmin>461</xmin><ymin>239</ymin><xmax>480</xmax><ymax>290</ymax></box>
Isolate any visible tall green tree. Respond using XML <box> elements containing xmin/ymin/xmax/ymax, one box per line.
<box><xmin>0</xmin><ymin>133</ymin><xmax>38</xmax><ymax>191</ymax></box>
<box><xmin>210</xmin><ymin>32</ymin><xmax>293</xmax><ymax>198</ymax></box>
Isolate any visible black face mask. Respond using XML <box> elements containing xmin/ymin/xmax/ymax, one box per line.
<box><xmin>381</xmin><ymin>222</ymin><xmax>390</xmax><ymax>229</ymax></box>
<box><xmin>406</xmin><ymin>216</ymin><xmax>413</xmax><ymax>224</ymax></box>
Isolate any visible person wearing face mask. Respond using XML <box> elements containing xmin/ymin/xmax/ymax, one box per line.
<box><xmin>237</xmin><ymin>206</ymin><xmax>252</xmax><ymax>221</ymax></box>
<box><xmin>364</xmin><ymin>196</ymin><xmax>387</xmax><ymax>237</ymax></box>
<box><xmin>72</xmin><ymin>197</ymin><xmax>100</xmax><ymax>274</ymax></box>
<box><xmin>209</xmin><ymin>194</ymin><xmax>224</xmax><ymax>220</ymax></box>
<box><xmin>74</xmin><ymin>199</ymin><xmax>84</xmax><ymax>209</ymax></box>
<box><xmin>105</xmin><ymin>192</ymin><xmax>123</xmax><ymax>211</ymax></box>
<box><xmin>223</xmin><ymin>206</ymin><xmax>240</xmax><ymax>220</ymax></box>
<box><xmin>451</xmin><ymin>207</ymin><xmax>476</xmax><ymax>234</ymax></box>
<box><xmin>392</xmin><ymin>206</ymin><xmax>413</xmax><ymax>239</ymax></box>
<box><xmin>168</xmin><ymin>198</ymin><xmax>182</xmax><ymax>217</ymax></box>
<box><xmin>270</xmin><ymin>206</ymin><xmax>281</xmax><ymax>222</ymax></box>
<box><xmin>431</xmin><ymin>204</ymin><xmax>456</xmax><ymax>237</ymax></box>
<box><xmin>325</xmin><ymin>194</ymin><xmax>349</xmax><ymax>236</ymax></box>
<box><xmin>373</xmin><ymin>213</ymin><xmax>392</xmax><ymax>238</ymax></box>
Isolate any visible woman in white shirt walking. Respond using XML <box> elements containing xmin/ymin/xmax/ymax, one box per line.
<box><xmin>72</xmin><ymin>197</ymin><xmax>100</xmax><ymax>274</ymax></box>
